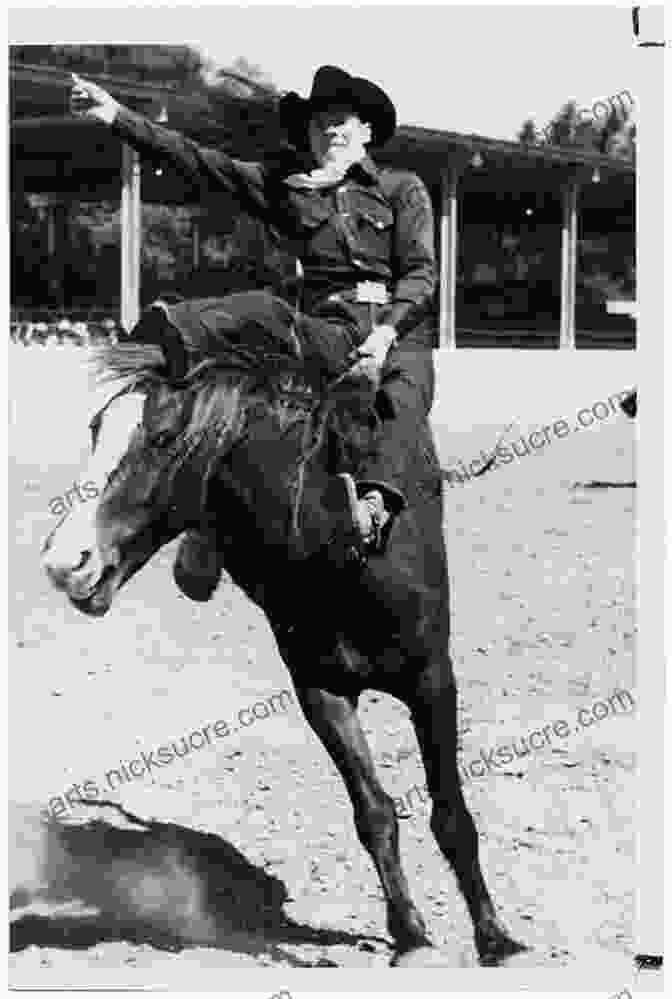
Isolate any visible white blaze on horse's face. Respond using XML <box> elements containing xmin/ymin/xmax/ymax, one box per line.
<box><xmin>42</xmin><ymin>392</ymin><xmax>146</xmax><ymax>595</ymax></box>
<box><xmin>87</xmin><ymin>391</ymin><xmax>146</xmax><ymax>495</ymax></box>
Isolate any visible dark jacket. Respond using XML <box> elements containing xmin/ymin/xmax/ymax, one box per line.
<box><xmin>112</xmin><ymin>107</ymin><xmax>437</xmax><ymax>339</ymax></box>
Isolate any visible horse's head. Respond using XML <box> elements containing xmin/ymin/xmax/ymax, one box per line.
<box><xmin>42</xmin><ymin>301</ymin><xmax>377</xmax><ymax>616</ymax></box>
<box><xmin>42</xmin><ymin>341</ymin><xmax>249</xmax><ymax>616</ymax></box>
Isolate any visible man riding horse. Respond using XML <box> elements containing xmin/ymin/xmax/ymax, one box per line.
<box><xmin>71</xmin><ymin>65</ymin><xmax>438</xmax><ymax>597</ymax></box>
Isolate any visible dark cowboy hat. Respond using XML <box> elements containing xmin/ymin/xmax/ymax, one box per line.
<box><xmin>278</xmin><ymin>65</ymin><xmax>397</xmax><ymax>149</ymax></box>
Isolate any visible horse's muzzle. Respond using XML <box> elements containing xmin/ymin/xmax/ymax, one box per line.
<box><xmin>44</xmin><ymin>544</ymin><xmax>119</xmax><ymax>615</ymax></box>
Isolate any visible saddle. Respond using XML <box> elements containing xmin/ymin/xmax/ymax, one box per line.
<box><xmin>139</xmin><ymin>292</ymin><xmax>304</xmax><ymax>379</ymax></box>
<box><xmin>130</xmin><ymin>291</ymin><xmax>380</xmax><ymax>474</ymax></box>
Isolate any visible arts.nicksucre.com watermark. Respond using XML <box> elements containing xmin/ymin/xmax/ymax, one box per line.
<box><xmin>443</xmin><ymin>389</ymin><xmax>634</xmax><ymax>486</ymax></box>
<box><xmin>43</xmin><ymin>689</ymin><xmax>296</xmax><ymax>821</ymax></box>
<box><xmin>530</xmin><ymin>89</ymin><xmax>634</xmax><ymax>145</ymax></box>
<box><xmin>390</xmin><ymin>688</ymin><xmax>635</xmax><ymax>818</ymax></box>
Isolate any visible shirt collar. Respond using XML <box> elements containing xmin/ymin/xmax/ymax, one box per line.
<box><xmin>281</xmin><ymin>153</ymin><xmax>379</xmax><ymax>186</ymax></box>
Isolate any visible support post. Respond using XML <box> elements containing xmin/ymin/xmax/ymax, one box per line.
<box><xmin>46</xmin><ymin>200</ymin><xmax>56</xmax><ymax>258</ymax></box>
<box><xmin>439</xmin><ymin>167</ymin><xmax>459</xmax><ymax>349</ymax></box>
<box><xmin>192</xmin><ymin>217</ymin><xmax>200</xmax><ymax>270</ymax></box>
<box><xmin>560</xmin><ymin>180</ymin><xmax>579</xmax><ymax>349</ymax></box>
<box><xmin>46</xmin><ymin>199</ymin><xmax>68</xmax><ymax>308</ymax></box>
<box><xmin>120</xmin><ymin>143</ymin><xmax>141</xmax><ymax>333</ymax></box>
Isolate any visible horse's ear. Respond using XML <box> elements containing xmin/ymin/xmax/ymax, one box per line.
<box><xmin>132</xmin><ymin>305</ymin><xmax>189</xmax><ymax>381</ymax></box>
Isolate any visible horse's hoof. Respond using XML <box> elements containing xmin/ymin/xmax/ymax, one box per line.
<box><xmin>391</xmin><ymin>945</ymin><xmax>465</xmax><ymax>968</ymax></box>
<box><xmin>477</xmin><ymin>931</ymin><xmax>530</xmax><ymax>967</ymax></box>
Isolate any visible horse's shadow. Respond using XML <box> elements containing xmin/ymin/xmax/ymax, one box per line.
<box><xmin>10</xmin><ymin>801</ymin><xmax>388</xmax><ymax>966</ymax></box>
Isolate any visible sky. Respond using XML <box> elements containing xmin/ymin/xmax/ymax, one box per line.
<box><xmin>7</xmin><ymin>2</ymin><xmax>644</xmax><ymax>142</ymax></box>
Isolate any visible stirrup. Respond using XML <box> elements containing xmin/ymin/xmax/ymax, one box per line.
<box><xmin>323</xmin><ymin>473</ymin><xmax>399</xmax><ymax>557</ymax></box>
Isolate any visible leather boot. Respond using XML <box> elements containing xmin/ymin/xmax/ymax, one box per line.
<box><xmin>323</xmin><ymin>473</ymin><xmax>405</xmax><ymax>557</ymax></box>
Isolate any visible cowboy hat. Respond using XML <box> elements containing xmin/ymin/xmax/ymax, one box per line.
<box><xmin>278</xmin><ymin>65</ymin><xmax>397</xmax><ymax>149</ymax></box>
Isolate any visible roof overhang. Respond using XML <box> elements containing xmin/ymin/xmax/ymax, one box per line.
<box><xmin>11</xmin><ymin>61</ymin><xmax>634</xmax><ymax>204</ymax></box>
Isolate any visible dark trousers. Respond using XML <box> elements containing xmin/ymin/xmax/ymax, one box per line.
<box><xmin>358</xmin><ymin>332</ymin><xmax>435</xmax><ymax>499</ymax></box>
<box><xmin>297</xmin><ymin>301</ymin><xmax>436</xmax><ymax>501</ymax></box>
<box><xmin>158</xmin><ymin>291</ymin><xmax>436</xmax><ymax>503</ymax></box>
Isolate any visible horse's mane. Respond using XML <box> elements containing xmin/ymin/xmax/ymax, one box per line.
<box><xmin>89</xmin><ymin>326</ymin><xmax>376</xmax><ymax>545</ymax></box>
<box><xmin>89</xmin><ymin>334</ymin><xmax>376</xmax><ymax>538</ymax></box>
<box><xmin>90</xmin><ymin>341</ymin><xmax>167</xmax><ymax>393</ymax></box>
<box><xmin>89</xmin><ymin>339</ymin><xmax>322</xmax><ymax>471</ymax></box>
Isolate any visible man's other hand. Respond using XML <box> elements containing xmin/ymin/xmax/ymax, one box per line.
<box><xmin>70</xmin><ymin>73</ymin><xmax>120</xmax><ymax>125</ymax></box>
<box><xmin>351</xmin><ymin>325</ymin><xmax>397</xmax><ymax>379</ymax></box>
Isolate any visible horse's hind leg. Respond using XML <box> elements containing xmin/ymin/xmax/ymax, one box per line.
<box><xmin>407</xmin><ymin>654</ymin><xmax>527</xmax><ymax>965</ymax></box>
<box><xmin>291</xmin><ymin>677</ymin><xmax>430</xmax><ymax>953</ymax></box>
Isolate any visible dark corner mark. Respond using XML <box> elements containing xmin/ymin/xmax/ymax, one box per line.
<box><xmin>572</xmin><ymin>481</ymin><xmax>637</xmax><ymax>489</ymax></box>
<box><xmin>632</xmin><ymin>6</ymin><xmax>666</xmax><ymax>46</ymax></box>
<box><xmin>635</xmin><ymin>953</ymin><xmax>663</xmax><ymax>970</ymax></box>
<box><xmin>619</xmin><ymin>390</ymin><xmax>637</xmax><ymax>420</ymax></box>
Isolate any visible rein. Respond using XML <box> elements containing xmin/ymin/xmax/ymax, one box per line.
<box><xmin>94</xmin><ymin>336</ymin><xmax>373</xmax><ymax>546</ymax></box>
<box><xmin>177</xmin><ymin>355</ymin><xmax>372</xmax><ymax>543</ymax></box>
<box><xmin>287</xmin><ymin>363</ymin><xmax>372</xmax><ymax>538</ymax></box>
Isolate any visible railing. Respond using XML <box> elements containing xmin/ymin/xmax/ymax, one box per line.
<box><xmin>10</xmin><ymin>309</ymin><xmax>122</xmax><ymax>344</ymax></box>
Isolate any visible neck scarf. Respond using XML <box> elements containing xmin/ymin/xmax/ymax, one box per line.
<box><xmin>284</xmin><ymin>164</ymin><xmax>349</xmax><ymax>190</ymax></box>
<box><xmin>284</xmin><ymin>149</ymin><xmax>368</xmax><ymax>190</ymax></box>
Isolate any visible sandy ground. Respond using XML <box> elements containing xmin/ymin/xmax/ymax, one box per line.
<box><xmin>9</xmin><ymin>344</ymin><xmax>640</xmax><ymax>985</ymax></box>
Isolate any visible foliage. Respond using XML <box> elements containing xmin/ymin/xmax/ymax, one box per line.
<box><xmin>517</xmin><ymin>119</ymin><xmax>538</xmax><ymax>144</ymax></box>
<box><xmin>11</xmin><ymin>48</ymin><xmax>635</xmax><ymax>318</ymax></box>
<box><xmin>10</xmin><ymin>44</ymin><xmax>279</xmax><ymax>101</ymax></box>
<box><xmin>211</xmin><ymin>56</ymin><xmax>279</xmax><ymax>98</ymax></box>
<box><xmin>11</xmin><ymin>44</ymin><xmax>210</xmax><ymax>89</ymax></box>
<box><xmin>513</xmin><ymin>96</ymin><xmax>636</xmax><ymax>310</ymax></box>
<box><xmin>517</xmin><ymin>96</ymin><xmax>636</xmax><ymax>163</ymax></box>
<box><xmin>10</xmin><ymin>45</ymin><xmax>284</xmax><ymax>310</ymax></box>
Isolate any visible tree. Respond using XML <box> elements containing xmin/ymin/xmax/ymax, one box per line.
<box><xmin>11</xmin><ymin>45</ymin><xmax>210</xmax><ymax>88</ymax></box>
<box><xmin>516</xmin><ymin>95</ymin><xmax>635</xmax><ymax>162</ymax></box>
<box><xmin>211</xmin><ymin>56</ymin><xmax>278</xmax><ymax>98</ymax></box>
<box><xmin>599</xmin><ymin>109</ymin><xmax>636</xmax><ymax>162</ymax></box>
<box><xmin>517</xmin><ymin>119</ymin><xmax>539</xmax><ymax>144</ymax></box>
<box><xmin>545</xmin><ymin>100</ymin><xmax>580</xmax><ymax>146</ymax></box>
<box><xmin>11</xmin><ymin>47</ymin><xmax>288</xmax><ymax>311</ymax></box>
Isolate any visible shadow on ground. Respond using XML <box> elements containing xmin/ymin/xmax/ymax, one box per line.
<box><xmin>10</xmin><ymin>801</ymin><xmax>388</xmax><ymax>966</ymax></box>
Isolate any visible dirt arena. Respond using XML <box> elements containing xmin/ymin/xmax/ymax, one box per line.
<box><xmin>9</xmin><ymin>343</ymin><xmax>637</xmax><ymax>984</ymax></box>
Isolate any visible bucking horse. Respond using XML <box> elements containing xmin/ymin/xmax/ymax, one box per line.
<box><xmin>42</xmin><ymin>290</ymin><xmax>527</xmax><ymax>967</ymax></box>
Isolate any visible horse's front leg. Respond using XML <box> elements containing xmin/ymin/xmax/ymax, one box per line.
<box><xmin>407</xmin><ymin>653</ymin><xmax>528</xmax><ymax>965</ymax></box>
<box><xmin>285</xmin><ymin>658</ymin><xmax>430</xmax><ymax>953</ymax></box>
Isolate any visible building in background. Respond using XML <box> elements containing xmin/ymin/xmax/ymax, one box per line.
<box><xmin>10</xmin><ymin>53</ymin><xmax>635</xmax><ymax>349</ymax></box>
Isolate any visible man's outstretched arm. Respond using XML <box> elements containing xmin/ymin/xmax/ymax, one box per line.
<box><xmin>70</xmin><ymin>73</ymin><xmax>269</xmax><ymax>216</ymax></box>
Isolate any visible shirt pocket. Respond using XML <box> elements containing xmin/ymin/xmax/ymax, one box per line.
<box><xmin>346</xmin><ymin>191</ymin><xmax>395</xmax><ymax>263</ymax></box>
<box><xmin>350</xmin><ymin>197</ymin><xmax>394</xmax><ymax>233</ymax></box>
<box><xmin>289</xmin><ymin>191</ymin><xmax>335</xmax><ymax>232</ymax></box>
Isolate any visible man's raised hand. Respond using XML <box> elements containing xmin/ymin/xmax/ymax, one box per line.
<box><xmin>69</xmin><ymin>73</ymin><xmax>120</xmax><ymax>125</ymax></box>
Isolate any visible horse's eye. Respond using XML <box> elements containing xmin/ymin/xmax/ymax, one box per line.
<box><xmin>141</xmin><ymin>429</ymin><xmax>161</xmax><ymax>451</ymax></box>
<box><xmin>152</xmin><ymin>432</ymin><xmax>174</xmax><ymax>451</ymax></box>
<box><xmin>148</xmin><ymin>431</ymin><xmax>185</xmax><ymax>466</ymax></box>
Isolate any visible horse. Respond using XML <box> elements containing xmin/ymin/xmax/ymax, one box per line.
<box><xmin>42</xmin><ymin>292</ymin><xmax>527</xmax><ymax>967</ymax></box>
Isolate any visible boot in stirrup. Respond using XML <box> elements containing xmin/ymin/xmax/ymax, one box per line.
<box><xmin>323</xmin><ymin>473</ymin><xmax>405</xmax><ymax>559</ymax></box>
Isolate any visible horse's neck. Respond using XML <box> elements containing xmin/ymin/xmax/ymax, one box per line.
<box><xmin>221</xmin><ymin>406</ymin><xmax>333</xmax><ymax>551</ymax></box>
